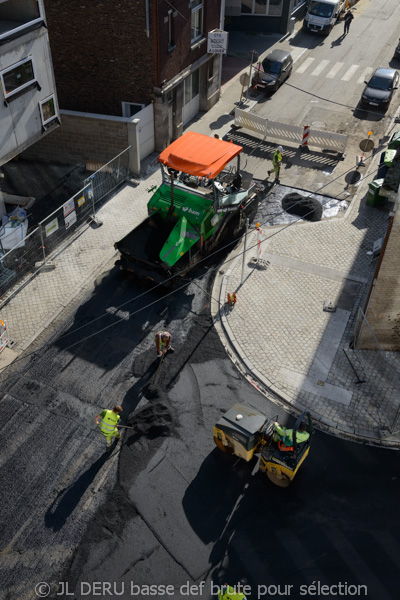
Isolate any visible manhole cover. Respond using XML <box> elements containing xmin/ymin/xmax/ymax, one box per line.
<box><xmin>359</xmin><ymin>138</ymin><xmax>374</xmax><ymax>152</ymax></box>
<box><xmin>312</xmin><ymin>121</ymin><xmax>326</xmax><ymax>129</ymax></box>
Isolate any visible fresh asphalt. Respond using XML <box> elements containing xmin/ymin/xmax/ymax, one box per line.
<box><xmin>1</xmin><ymin>260</ymin><xmax>399</xmax><ymax>600</ymax></box>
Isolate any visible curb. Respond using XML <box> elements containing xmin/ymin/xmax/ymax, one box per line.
<box><xmin>211</xmin><ymin>202</ymin><xmax>400</xmax><ymax>450</ymax></box>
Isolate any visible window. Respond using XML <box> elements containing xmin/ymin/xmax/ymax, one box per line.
<box><xmin>39</xmin><ymin>95</ymin><xmax>57</xmax><ymax>125</ymax></box>
<box><xmin>0</xmin><ymin>0</ymin><xmax>43</xmax><ymax>41</ymax></box>
<box><xmin>1</xmin><ymin>58</ymin><xmax>36</xmax><ymax>98</ymax></box>
<box><xmin>121</xmin><ymin>102</ymin><xmax>144</xmax><ymax>118</ymax></box>
<box><xmin>184</xmin><ymin>71</ymin><xmax>199</xmax><ymax>106</ymax></box>
<box><xmin>208</xmin><ymin>58</ymin><xmax>214</xmax><ymax>81</ymax></box>
<box><xmin>167</xmin><ymin>10</ymin><xmax>174</xmax><ymax>49</ymax></box>
<box><xmin>241</xmin><ymin>0</ymin><xmax>282</xmax><ymax>16</ymax></box>
<box><xmin>190</xmin><ymin>0</ymin><xmax>203</xmax><ymax>43</ymax></box>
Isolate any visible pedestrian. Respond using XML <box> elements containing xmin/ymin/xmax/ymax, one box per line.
<box><xmin>273</xmin><ymin>421</ymin><xmax>310</xmax><ymax>451</ymax></box>
<box><xmin>95</xmin><ymin>405</ymin><xmax>123</xmax><ymax>451</ymax></box>
<box><xmin>218</xmin><ymin>579</ymin><xmax>248</xmax><ymax>600</ymax></box>
<box><xmin>155</xmin><ymin>330</ymin><xmax>175</xmax><ymax>356</ymax></box>
<box><xmin>343</xmin><ymin>10</ymin><xmax>354</xmax><ymax>35</ymax></box>
<box><xmin>268</xmin><ymin>145</ymin><xmax>283</xmax><ymax>183</ymax></box>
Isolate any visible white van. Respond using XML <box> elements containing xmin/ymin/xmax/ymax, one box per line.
<box><xmin>303</xmin><ymin>0</ymin><xmax>346</xmax><ymax>35</ymax></box>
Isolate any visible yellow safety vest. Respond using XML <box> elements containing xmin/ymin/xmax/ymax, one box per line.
<box><xmin>99</xmin><ymin>409</ymin><xmax>120</xmax><ymax>436</ymax></box>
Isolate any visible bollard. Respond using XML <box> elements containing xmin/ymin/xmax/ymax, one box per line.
<box><xmin>301</xmin><ymin>125</ymin><xmax>310</xmax><ymax>148</ymax></box>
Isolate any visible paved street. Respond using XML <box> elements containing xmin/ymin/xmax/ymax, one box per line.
<box><xmin>1</xmin><ymin>1</ymin><xmax>400</xmax><ymax>598</ymax></box>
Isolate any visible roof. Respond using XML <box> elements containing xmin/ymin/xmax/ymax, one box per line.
<box><xmin>373</xmin><ymin>68</ymin><xmax>398</xmax><ymax>79</ymax></box>
<box><xmin>216</xmin><ymin>403</ymin><xmax>266</xmax><ymax>436</ymax></box>
<box><xmin>264</xmin><ymin>49</ymin><xmax>291</xmax><ymax>63</ymax></box>
<box><xmin>158</xmin><ymin>131</ymin><xmax>242</xmax><ymax>179</ymax></box>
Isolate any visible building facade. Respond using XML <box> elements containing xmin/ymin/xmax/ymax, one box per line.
<box><xmin>224</xmin><ymin>0</ymin><xmax>308</xmax><ymax>34</ymax></box>
<box><xmin>41</xmin><ymin>0</ymin><xmax>222</xmax><ymax>152</ymax></box>
<box><xmin>0</xmin><ymin>0</ymin><xmax>60</xmax><ymax>166</ymax></box>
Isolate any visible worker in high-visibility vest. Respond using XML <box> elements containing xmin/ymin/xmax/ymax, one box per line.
<box><xmin>273</xmin><ymin>421</ymin><xmax>309</xmax><ymax>451</ymax></box>
<box><xmin>155</xmin><ymin>330</ymin><xmax>175</xmax><ymax>356</ymax></box>
<box><xmin>217</xmin><ymin>580</ymin><xmax>248</xmax><ymax>600</ymax></box>
<box><xmin>95</xmin><ymin>405</ymin><xmax>123</xmax><ymax>451</ymax></box>
<box><xmin>268</xmin><ymin>145</ymin><xmax>283</xmax><ymax>183</ymax></box>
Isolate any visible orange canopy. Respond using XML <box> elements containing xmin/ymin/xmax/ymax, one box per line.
<box><xmin>158</xmin><ymin>131</ymin><xmax>242</xmax><ymax>179</ymax></box>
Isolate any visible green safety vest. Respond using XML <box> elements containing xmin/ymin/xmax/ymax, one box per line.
<box><xmin>99</xmin><ymin>409</ymin><xmax>120</xmax><ymax>436</ymax></box>
<box><xmin>272</xmin><ymin>150</ymin><xmax>282</xmax><ymax>166</ymax></box>
<box><xmin>275</xmin><ymin>424</ymin><xmax>309</xmax><ymax>446</ymax></box>
<box><xmin>155</xmin><ymin>330</ymin><xmax>170</xmax><ymax>350</ymax></box>
<box><xmin>218</xmin><ymin>586</ymin><xmax>246</xmax><ymax>600</ymax></box>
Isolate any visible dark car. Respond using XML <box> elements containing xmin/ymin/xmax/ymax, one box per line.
<box><xmin>360</xmin><ymin>67</ymin><xmax>399</xmax><ymax>111</ymax></box>
<box><xmin>252</xmin><ymin>49</ymin><xmax>293</xmax><ymax>94</ymax></box>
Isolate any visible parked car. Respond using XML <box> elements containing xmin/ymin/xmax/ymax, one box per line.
<box><xmin>394</xmin><ymin>39</ymin><xmax>400</xmax><ymax>60</ymax></box>
<box><xmin>252</xmin><ymin>49</ymin><xmax>293</xmax><ymax>94</ymax></box>
<box><xmin>360</xmin><ymin>68</ymin><xmax>399</xmax><ymax>111</ymax></box>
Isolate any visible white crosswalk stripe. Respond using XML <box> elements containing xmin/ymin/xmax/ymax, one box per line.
<box><xmin>295</xmin><ymin>57</ymin><xmax>315</xmax><ymax>74</ymax></box>
<box><xmin>341</xmin><ymin>64</ymin><xmax>360</xmax><ymax>81</ymax></box>
<box><xmin>293</xmin><ymin>57</ymin><xmax>375</xmax><ymax>85</ymax></box>
<box><xmin>311</xmin><ymin>59</ymin><xmax>330</xmax><ymax>76</ymax></box>
<box><xmin>326</xmin><ymin>62</ymin><xmax>344</xmax><ymax>79</ymax></box>
<box><xmin>357</xmin><ymin>67</ymin><xmax>373</xmax><ymax>85</ymax></box>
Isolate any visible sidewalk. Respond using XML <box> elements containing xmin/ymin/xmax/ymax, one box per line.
<box><xmin>0</xmin><ymin>30</ymin><xmax>399</xmax><ymax>447</ymax></box>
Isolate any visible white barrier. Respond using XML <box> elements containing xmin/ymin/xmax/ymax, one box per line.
<box><xmin>234</xmin><ymin>108</ymin><xmax>347</xmax><ymax>155</ymax></box>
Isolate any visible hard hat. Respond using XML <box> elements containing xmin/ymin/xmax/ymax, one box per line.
<box><xmin>162</xmin><ymin>333</ymin><xmax>169</xmax><ymax>340</ymax></box>
<box><xmin>277</xmin><ymin>146</ymin><xmax>283</xmax><ymax>152</ymax></box>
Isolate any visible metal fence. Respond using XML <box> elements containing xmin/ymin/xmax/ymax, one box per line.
<box><xmin>0</xmin><ymin>148</ymin><xmax>130</xmax><ymax>305</ymax></box>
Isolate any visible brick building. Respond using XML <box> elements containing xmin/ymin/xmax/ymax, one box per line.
<box><xmin>41</xmin><ymin>0</ymin><xmax>222</xmax><ymax>152</ymax></box>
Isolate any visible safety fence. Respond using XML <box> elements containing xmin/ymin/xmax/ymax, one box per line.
<box><xmin>352</xmin><ymin>307</ymin><xmax>400</xmax><ymax>434</ymax></box>
<box><xmin>0</xmin><ymin>147</ymin><xmax>130</xmax><ymax>305</ymax></box>
<box><xmin>234</xmin><ymin>108</ymin><xmax>347</xmax><ymax>155</ymax></box>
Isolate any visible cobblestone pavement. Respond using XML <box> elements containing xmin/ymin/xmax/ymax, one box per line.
<box><xmin>211</xmin><ymin>187</ymin><xmax>400</xmax><ymax>447</ymax></box>
<box><xmin>0</xmin><ymin>162</ymin><xmax>159</xmax><ymax>362</ymax></box>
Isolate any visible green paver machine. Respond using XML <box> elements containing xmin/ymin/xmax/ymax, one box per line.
<box><xmin>115</xmin><ymin>132</ymin><xmax>260</xmax><ymax>284</ymax></box>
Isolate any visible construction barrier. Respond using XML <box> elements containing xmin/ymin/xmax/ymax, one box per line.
<box><xmin>234</xmin><ymin>108</ymin><xmax>347</xmax><ymax>156</ymax></box>
<box><xmin>0</xmin><ymin>319</ymin><xmax>9</xmax><ymax>353</ymax></box>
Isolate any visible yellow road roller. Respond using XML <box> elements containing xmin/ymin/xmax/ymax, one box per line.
<box><xmin>213</xmin><ymin>403</ymin><xmax>313</xmax><ymax>487</ymax></box>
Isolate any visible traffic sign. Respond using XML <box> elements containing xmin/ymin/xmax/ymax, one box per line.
<box><xmin>207</xmin><ymin>29</ymin><xmax>229</xmax><ymax>54</ymax></box>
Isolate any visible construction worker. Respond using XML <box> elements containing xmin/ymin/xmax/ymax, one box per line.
<box><xmin>155</xmin><ymin>330</ymin><xmax>174</xmax><ymax>356</ymax></box>
<box><xmin>95</xmin><ymin>405</ymin><xmax>123</xmax><ymax>451</ymax></box>
<box><xmin>217</xmin><ymin>580</ymin><xmax>248</xmax><ymax>600</ymax></box>
<box><xmin>268</xmin><ymin>145</ymin><xmax>283</xmax><ymax>183</ymax></box>
<box><xmin>273</xmin><ymin>421</ymin><xmax>309</xmax><ymax>451</ymax></box>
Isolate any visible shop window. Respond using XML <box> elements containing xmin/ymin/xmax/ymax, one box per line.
<box><xmin>241</xmin><ymin>0</ymin><xmax>282</xmax><ymax>16</ymax></box>
<box><xmin>184</xmin><ymin>71</ymin><xmax>199</xmax><ymax>106</ymax></box>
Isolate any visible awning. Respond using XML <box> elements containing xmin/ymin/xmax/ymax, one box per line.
<box><xmin>158</xmin><ymin>131</ymin><xmax>242</xmax><ymax>179</ymax></box>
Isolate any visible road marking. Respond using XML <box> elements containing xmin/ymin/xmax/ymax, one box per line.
<box><xmin>291</xmin><ymin>47</ymin><xmax>308</xmax><ymax>63</ymax></box>
<box><xmin>357</xmin><ymin>67</ymin><xmax>373</xmax><ymax>85</ymax></box>
<box><xmin>311</xmin><ymin>59</ymin><xmax>330</xmax><ymax>76</ymax></box>
<box><xmin>295</xmin><ymin>57</ymin><xmax>315</xmax><ymax>74</ymax></box>
<box><xmin>326</xmin><ymin>62</ymin><xmax>344</xmax><ymax>79</ymax></box>
<box><xmin>341</xmin><ymin>64</ymin><xmax>360</xmax><ymax>81</ymax></box>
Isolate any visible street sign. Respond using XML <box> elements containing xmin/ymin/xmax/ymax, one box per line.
<box><xmin>207</xmin><ymin>29</ymin><xmax>228</xmax><ymax>54</ymax></box>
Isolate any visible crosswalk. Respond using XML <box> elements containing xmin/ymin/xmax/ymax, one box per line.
<box><xmin>290</xmin><ymin>48</ymin><xmax>374</xmax><ymax>84</ymax></box>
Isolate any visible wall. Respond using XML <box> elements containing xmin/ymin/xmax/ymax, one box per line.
<box><xmin>43</xmin><ymin>0</ymin><xmax>154</xmax><ymax>116</ymax></box>
<box><xmin>0</xmin><ymin>26</ymin><xmax>60</xmax><ymax>166</ymax></box>
<box><xmin>20</xmin><ymin>111</ymin><xmax>146</xmax><ymax>176</ymax></box>
<box><xmin>358</xmin><ymin>208</ymin><xmax>400</xmax><ymax>350</ymax></box>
